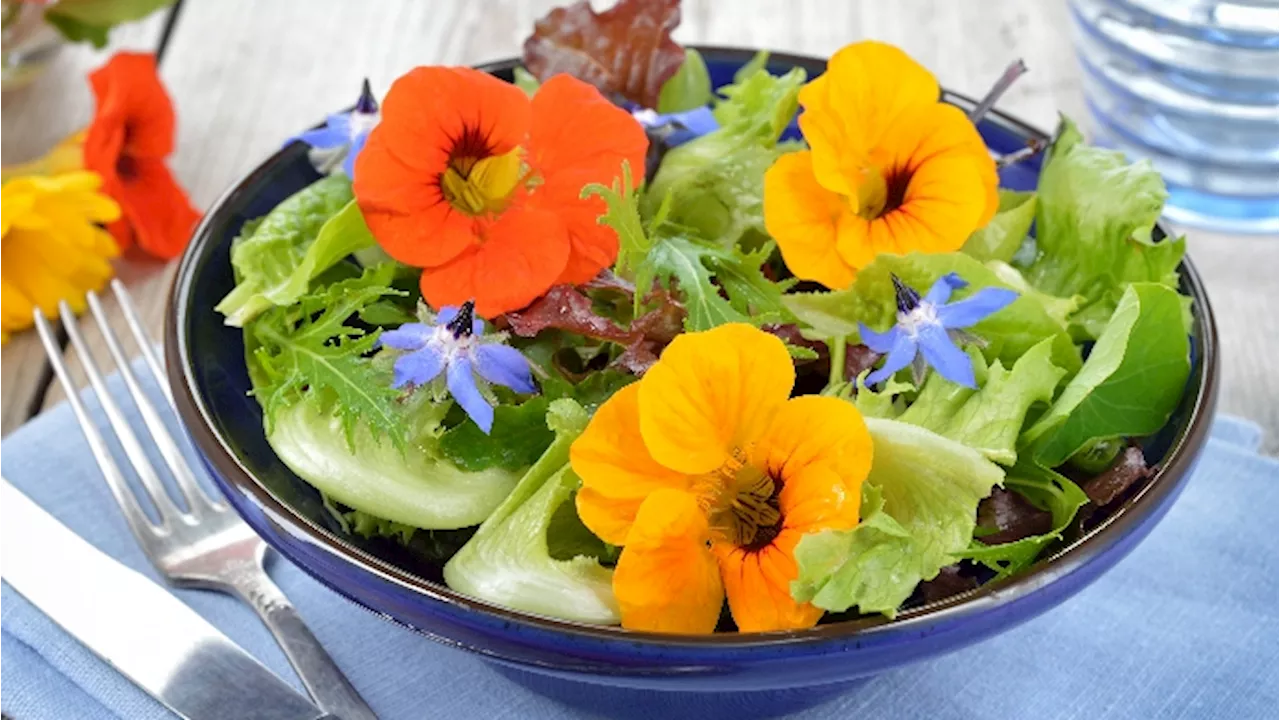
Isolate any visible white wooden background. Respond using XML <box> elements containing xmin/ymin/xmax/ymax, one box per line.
<box><xmin>2</xmin><ymin>0</ymin><xmax>1276</xmax><ymax>453</ymax></box>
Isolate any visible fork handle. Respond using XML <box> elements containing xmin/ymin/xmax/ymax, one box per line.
<box><xmin>230</xmin><ymin>570</ymin><xmax>379</xmax><ymax>720</ymax></box>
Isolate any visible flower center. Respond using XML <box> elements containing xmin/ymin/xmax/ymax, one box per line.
<box><xmin>440</xmin><ymin>147</ymin><xmax>523</xmax><ymax>216</ymax></box>
<box><xmin>853</xmin><ymin>166</ymin><xmax>911</xmax><ymax>221</ymax></box>
<box><xmin>898</xmin><ymin>302</ymin><xmax>939</xmax><ymax>338</ymax></box>
<box><xmin>700</xmin><ymin>448</ymin><xmax>784</xmax><ymax>552</ymax></box>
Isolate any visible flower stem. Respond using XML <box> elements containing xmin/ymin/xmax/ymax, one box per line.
<box><xmin>828</xmin><ymin>336</ymin><xmax>847</xmax><ymax>387</ymax></box>
<box><xmin>969</xmin><ymin>59</ymin><xmax>1027</xmax><ymax>124</ymax></box>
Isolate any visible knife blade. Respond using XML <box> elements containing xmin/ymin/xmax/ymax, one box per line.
<box><xmin>0</xmin><ymin>480</ymin><xmax>329</xmax><ymax>720</ymax></box>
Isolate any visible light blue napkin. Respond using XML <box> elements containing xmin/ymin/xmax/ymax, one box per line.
<box><xmin>2</xmin><ymin>364</ymin><xmax>1277</xmax><ymax>720</ymax></box>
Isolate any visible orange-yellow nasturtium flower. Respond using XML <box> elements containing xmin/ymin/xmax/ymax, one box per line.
<box><xmin>569</xmin><ymin>324</ymin><xmax>873</xmax><ymax>633</ymax></box>
<box><xmin>764</xmin><ymin>41</ymin><xmax>999</xmax><ymax>290</ymax></box>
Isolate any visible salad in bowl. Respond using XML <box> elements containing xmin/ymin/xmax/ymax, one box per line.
<box><xmin>203</xmin><ymin>0</ymin><xmax>1197</xmax><ymax>638</ymax></box>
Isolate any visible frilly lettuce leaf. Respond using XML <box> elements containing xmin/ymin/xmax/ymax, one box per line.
<box><xmin>897</xmin><ymin>337</ymin><xmax>1066</xmax><ymax>465</ymax></box>
<box><xmin>960</xmin><ymin>461</ymin><xmax>1088</xmax><ymax>579</ymax></box>
<box><xmin>1021</xmin><ymin>282</ymin><xmax>1191</xmax><ymax>468</ymax></box>
<box><xmin>985</xmin><ymin>260</ymin><xmax>1082</xmax><ymax>329</ymax></box>
<box><xmin>443</xmin><ymin>399</ymin><xmax>621</xmax><ymax>624</ymax></box>
<box><xmin>267</xmin><ymin>395</ymin><xmax>520</xmax><ymax>530</ymax></box>
<box><xmin>657</xmin><ymin>48</ymin><xmax>713</xmax><ymax>112</ymax></box>
<box><xmin>784</xmin><ymin>251</ymin><xmax>1082</xmax><ymax>375</ymax></box>
<box><xmin>643</xmin><ymin>65</ymin><xmax>805</xmax><ymax>247</ymax></box>
<box><xmin>1023</xmin><ymin>117</ymin><xmax>1185</xmax><ymax>339</ymax></box>
<box><xmin>961</xmin><ymin>190</ymin><xmax>1037</xmax><ymax>263</ymax></box>
<box><xmin>791</xmin><ymin>418</ymin><xmax>1005</xmax><ymax>616</ymax></box>
<box><xmin>216</xmin><ymin>175</ymin><xmax>368</xmax><ymax>326</ymax></box>
<box><xmin>852</xmin><ymin>373</ymin><xmax>913</xmax><ymax>420</ymax></box>
<box><xmin>250</xmin><ymin>264</ymin><xmax>408</xmax><ymax>450</ymax></box>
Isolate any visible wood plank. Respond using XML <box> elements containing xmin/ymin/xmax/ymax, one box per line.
<box><xmin>1</xmin><ymin>11</ymin><xmax>173</xmax><ymax>434</ymax></box>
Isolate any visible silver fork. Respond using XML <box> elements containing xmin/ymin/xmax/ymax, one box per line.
<box><xmin>33</xmin><ymin>279</ymin><xmax>378</xmax><ymax>720</ymax></box>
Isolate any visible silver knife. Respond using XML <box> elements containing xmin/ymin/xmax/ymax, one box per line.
<box><xmin>0</xmin><ymin>480</ymin><xmax>329</xmax><ymax>720</ymax></box>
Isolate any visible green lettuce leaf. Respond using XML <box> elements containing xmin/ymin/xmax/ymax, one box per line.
<box><xmin>1023</xmin><ymin>117</ymin><xmax>1185</xmax><ymax>338</ymax></box>
<box><xmin>961</xmin><ymin>190</ymin><xmax>1037</xmax><ymax>263</ymax></box>
<box><xmin>784</xmin><ymin>251</ymin><xmax>1082</xmax><ymax>374</ymax></box>
<box><xmin>1021</xmin><ymin>283</ymin><xmax>1191</xmax><ymax>467</ymax></box>
<box><xmin>217</xmin><ymin>175</ymin><xmax>358</xmax><ymax>326</ymax></box>
<box><xmin>791</xmin><ymin>418</ymin><xmax>1005</xmax><ymax>616</ymax></box>
<box><xmin>851</xmin><ymin>373</ymin><xmax>913</xmax><ymax>419</ymax></box>
<box><xmin>513</xmin><ymin>66</ymin><xmax>540</xmax><ymax>96</ymax></box>
<box><xmin>443</xmin><ymin>400</ymin><xmax>620</xmax><ymax>624</ymax></box>
<box><xmin>960</xmin><ymin>461</ymin><xmax>1088</xmax><ymax>578</ymax></box>
<box><xmin>546</xmin><ymin>490</ymin><xmax>619</xmax><ymax>563</ymax></box>
<box><xmin>250</xmin><ymin>264</ymin><xmax>408</xmax><ymax>449</ymax></box>
<box><xmin>643</xmin><ymin>65</ymin><xmax>805</xmax><ymax>246</ymax></box>
<box><xmin>437</xmin><ymin>398</ymin><xmax>556</xmax><ymax>472</ymax></box>
<box><xmin>268</xmin><ymin>395</ymin><xmax>520</xmax><ymax>530</ymax></box>
<box><xmin>657</xmin><ymin>48</ymin><xmax>713</xmax><ymax>112</ymax></box>
<box><xmin>897</xmin><ymin>337</ymin><xmax>1066</xmax><ymax>465</ymax></box>
<box><xmin>985</xmin><ymin>260</ymin><xmax>1082</xmax><ymax>329</ymax></box>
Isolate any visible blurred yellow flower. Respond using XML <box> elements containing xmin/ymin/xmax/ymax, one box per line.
<box><xmin>0</xmin><ymin>131</ymin><xmax>86</xmax><ymax>184</ymax></box>
<box><xmin>1</xmin><ymin>171</ymin><xmax>121</xmax><ymax>343</ymax></box>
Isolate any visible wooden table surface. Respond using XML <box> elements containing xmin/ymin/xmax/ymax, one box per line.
<box><xmin>2</xmin><ymin>0</ymin><xmax>1276</xmax><ymax>454</ymax></box>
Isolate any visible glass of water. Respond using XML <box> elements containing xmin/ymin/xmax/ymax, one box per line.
<box><xmin>1069</xmin><ymin>0</ymin><xmax>1279</xmax><ymax>234</ymax></box>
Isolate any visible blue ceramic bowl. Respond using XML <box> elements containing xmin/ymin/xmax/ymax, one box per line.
<box><xmin>166</xmin><ymin>48</ymin><xmax>1219</xmax><ymax>707</ymax></box>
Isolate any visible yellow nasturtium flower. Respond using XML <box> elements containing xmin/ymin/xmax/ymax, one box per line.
<box><xmin>1</xmin><ymin>171</ymin><xmax>121</xmax><ymax>342</ymax></box>
<box><xmin>764</xmin><ymin>41</ymin><xmax>999</xmax><ymax>289</ymax></box>
<box><xmin>569</xmin><ymin>324</ymin><xmax>874</xmax><ymax>634</ymax></box>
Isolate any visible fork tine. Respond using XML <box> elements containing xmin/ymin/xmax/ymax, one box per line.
<box><xmin>111</xmin><ymin>278</ymin><xmax>173</xmax><ymax>409</ymax></box>
<box><xmin>34</xmin><ymin>309</ymin><xmax>163</xmax><ymax>540</ymax></box>
<box><xmin>57</xmin><ymin>300</ymin><xmax>185</xmax><ymax>526</ymax></box>
<box><xmin>87</xmin><ymin>291</ymin><xmax>220</xmax><ymax>515</ymax></box>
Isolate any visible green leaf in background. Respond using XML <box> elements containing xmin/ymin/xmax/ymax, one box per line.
<box><xmin>656</xmin><ymin>48</ymin><xmax>713</xmax><ymax>112</ymax></box>
<box><xmin>443</xmin><ymin>399</ymin><xmax>621</xmax><ymax>624</ymax></box>
<box><xmin>709</xmin><ymin>241</ymin><xmax>795</xmax><ymax>325</ymax></box>
<box><xmin>1021</xmin><ymin>283</ymin><xmax>1191</xmax><ymax>468</ymax></box>
<box><xmin>1023</xmin><ymin>117</ymin><xmax>1185</xmax><ymax>338</ymax></box>
<box><xmin>45</xmin><ymin>0</ymin><xmax>174</xmax><ymax>48</ymax></box>
<box><xmin>960</xmin><ymin>461</ymin><xmax>1088</xmax><ymax>578</ymax></box>
<box><xmin>216</xmin><ymin>175</ymin><xmax>356</xmax><ymax>326</ymax></box>
<box><xmin>267</xmin><ymin>397</ymin><xmax>519</xmax><ymax>530</ymax></box>
<box><xmin>438</xmin><ymin>397</ymin><xmax>556</xmax><ymax>472</ymax></box>
<box><xmin>897</xmin><ymin>337</ymin><xmax>1065</xmax><ymax>465</ymax></box>
<box><xmin>513</xmin><ymin>66</ymin><xmax>540</xmax><ymax>96</ymax></box>
<box><xmin>251</xmin><ymin>265</ymin><xmax>407</xmax><ymax>450</ymax></box>
<box><xmin>852</xmin><ymin>373</ymin><xmax>913</xmax><ymax>420</ymax></box>
<box><xmin>961</xmin><ymin>190</ymin><xmax>1037</xmax><ymax>263</ymax></box>
<box><xmin>783</xmin><ymin>252</ymin><xmax>1082</xmax><ymax>374</ymax></box>
<box><xmin>791</xmin><ymin>418</ymin><xmax>1005</xmax><ymax>616</ymax></box>
<box><xmin>644</xmin><ymin>65</ymin><xmax>805</xmax><ymax>247</ymax></box>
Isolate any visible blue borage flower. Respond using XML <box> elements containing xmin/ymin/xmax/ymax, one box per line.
<box><xmin>289</xmin><ymin>78</ymin><xmax>380</xmax><ymax>178</ymax></box>
<box><xmin>630</xmin><ymin>105</ymin><xmax>718</xmax><ymax>146</ymax></box>
<box><xmin>859</xmin><ymin>274</ymin><xmax>1017</xmax><ymax>389</ymax></box>
<box><xmin>378</xmin><ymin>301</ymin><xmax>536</xmax><ymax>434</ymax></box>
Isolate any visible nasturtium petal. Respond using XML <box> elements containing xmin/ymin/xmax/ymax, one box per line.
<box><xmin>638</xmin><ymin>323</ymin><xmax>795</xmax><ymax>475</ymax></box>
<box><xmin>717</xmin><ymin>533</ymin><xmax>822</xmax><ymax>632</ymax></box>
<box><xmin>753</xmin><ymin>395</ymin><xmax>873</xmax><ymax>495</ymax></box>
<box><xmin>571</xmin><ymin>384</ymin><xmax>690</xmax><ymax>545</ymax></box>
<box><xmin>763</xmin><ymin>150</ymin><xmax>856</xmax><ymax>290</ymax></box>
<box><xmin>614</xmin><ymin>489</ymin><xmax>723</xmax><ymax>633</ymax></box>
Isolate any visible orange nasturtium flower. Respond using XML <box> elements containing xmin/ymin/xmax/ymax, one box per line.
<box><xmin>354</xmin><ymin>67</ymin><xmax>647</xmax><ymax>318</ymax></box>
<box><xmin>763</xmin><ymin>41</ymin><xmax>998</xmax><ymax>290</ymax></box>
<box><xmin>570</xmin><ymin>324</ymin><xmax>873</xmax><ymax>633</ymax></box>
<box><xmin>84</xmin><ymin>52</ymin><xmax>201</xmax><ymax>260</ymax></box>
<box><xmin>1</xmin><ymin>172</ymin><xmax>121</xmax><ymax>342</ymax></box>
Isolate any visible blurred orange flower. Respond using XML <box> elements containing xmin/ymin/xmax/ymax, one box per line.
<box><xmin>570</xmin><ymin>324</ymin><xmax>873</xmax><ymax>633</ymax></box>
<box><xmin>84</xmin><ymin>52</ymin><xmax>200</xmax><ymax>259</ymax></box>
<box><xmin>354</xmin><ymin>66</ymin><xmax>647</xmax><ymax>318</ymax></box>
<box><xmin>764</xmin><ymin>41</ymin><xmax>998</xmax><ymax>289</ymax></box>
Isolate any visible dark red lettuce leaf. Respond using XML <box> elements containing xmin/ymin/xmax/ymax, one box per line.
<box><xmin>976</xmin><ymin>488</ymin><xmax>1053</xmax><ymax>545</ymax></box>
<box><xmin>506</xmin><ymin>284</ymin><xmax>685</xmax><ymax>376</ymax></box>
<box><xmin>916</xmin><ymin>565</ymin><xmax>980</xmax><ymax>604</ymax></box>
<box><xmin>1081</xmin><ymin>445</ymin><xmax>1152</xmax><ymax>507</ymax></box>
<box><xmin>522</xmin><ymin>0</ymin><xmax>685</xmax><ymax>108</ymax></box>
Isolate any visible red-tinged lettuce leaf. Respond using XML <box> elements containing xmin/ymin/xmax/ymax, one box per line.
<box><xmin>1080</xmin><ymin>445</ymin><xmax>1151</xmax><ymax>507</ymax></box>
<box><xmin>522</xmin><ymin>0</ymin><xmax>685</xmax><ymax>108</ymax></box>
<box><xmin>506</xmin><ymin>285</ymin><xmax>685</xmax><ymax>376</ymax></box>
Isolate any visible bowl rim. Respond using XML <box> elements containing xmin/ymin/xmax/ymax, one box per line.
<box><xmin>166</xmin><ymin>45</ymin><xmax>1220</xmax><ymax>650</ymax></box>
